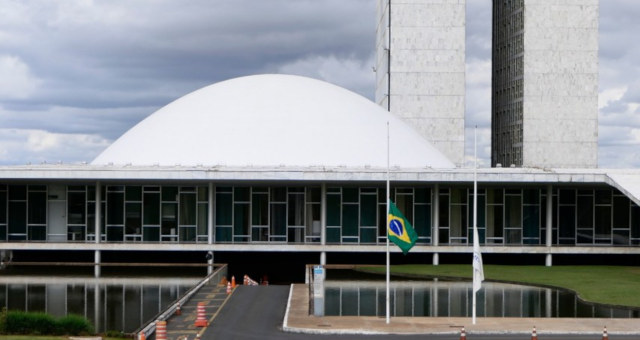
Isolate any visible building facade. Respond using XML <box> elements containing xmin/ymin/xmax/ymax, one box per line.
<box><xmin>492</xmin><ymin>0</ymin><xmax>599</xmax><ymax>168</ymax></box>
<box><xmin>375</xmin><ymin>0</ymin><xmax>466</xmax><ymax>166</ymax></box>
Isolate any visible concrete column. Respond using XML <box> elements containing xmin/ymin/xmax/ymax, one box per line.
<box><xmin>545</xmin><ymin>184</ymin><xmax>553</xmax><ymax>267</ymax></box>
<box><xmin>206</xmin><ymin>251</ymin><xmax>214</xmax><ymax>275</ymax></box>
<box><xmin>94</xmin><ymin>283</ymin><xmax>100</xmax><ymax>333</ymax></box>
<box><xmin>320</xmin><ymin>183</ymin><xmax>327</xmax><ymax>265</ymax></box>
<box><xmin>94</xmin><ymin>250</ymin><xmax>101</xmax><ymax>278</ymax></box>
<box><xmin>432</xmin><ymin>184</ymin><xmax>439</xmax><ymax>266</ymax></box>
<box><xmin>94</xmin><ymin>182</ymin><xmax>102</xmax><ymax>278</ymax></box>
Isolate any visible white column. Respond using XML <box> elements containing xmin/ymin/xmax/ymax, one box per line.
<box><xmin>320</xmin><ymin>183</ymin><xmax>327</xmax><ymax>265</ymax></box>
<box><xmin>94</xmin><ymin>249</ymin><xmax>101</xmax><ymax>278</ymax></box>
<box><xmin>94</xmin><ymin>181</ymin><xmax>102</xmax><ymax>278</ymax></box>
<box><xmin>432</xmin><ymin>184</ymin><xmax>439</xmax><ymax>265</ymax></box>
<box><xmin>545</xmin><ymin>184</ymin><xmax>553</xmax><ymax>267</ymax></box>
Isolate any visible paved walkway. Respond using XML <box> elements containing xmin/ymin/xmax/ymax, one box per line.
<box><xmin>164</xmin><ymin>282</ymin><xmax>232</xmax><ymax>340</ymax></box>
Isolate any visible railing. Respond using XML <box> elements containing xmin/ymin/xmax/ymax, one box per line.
<box><xmin>132</xmin><ymin>263</ymin><xmax>228</xmax><ymax>340</ymax></box>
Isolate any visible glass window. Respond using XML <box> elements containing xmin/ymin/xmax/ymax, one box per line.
<box><xmin>414</xmin><ymin>205</ymin><xmax>431</xmax><ymax>239</ymax></box>
<box><xmin>162</xmin><ymin>187</ymin><xmax>178</xmax><ymax>202</ymax></box>
<box><xmin>343</xmin><ymin>188</ymin><xmax>358</xmax><ymax>203</ymax></box>
<box><xmin>106</xmin><ymin>192</ymin><xmax>124</xmax><ymax>225</ymax></box>
<box><xmin>327</xmin><ymin>195</ymin><xmax>341</xmax><ymax>226</ymax></box>
<box><xmin>415</xmin><ymin>188</ymin><xmax>430</xmax><ymax>204</ymax></box>
<box><xmin>270</xmin><ymin>204</ymin><xmax>286</xmax><ymax>236</ymax></box>
<box><xmin>197</xmin><ymin>203</ymin><xmax>208</xmax><ymax>235</ymax></box>
<box><xmin>594</xmin><ymin>206</ymin><xmax>612</xmax><ymax>237</ymax></box>
<box><xmin>125</xmin><ymin>203</ymin><xmax>142</xmax><ymax>234</ymax></box>
<box><xmin>179</xmin><ymin>193</ymin><xmax>196</xmax><ymax>225</ymax></box>
<box><xmin>8</xmin><ymin>185</ymin><xmax>26</xmax><ymax>201</ymax></box>
<box><xmin>161</xmin><ymin>203</ymin><xmax>177</xmax><ymax>235</ymax></box>
<box><xmin>613</xmin><ymin>196</ymin><xmax>629</xmax><ymax>229</ymax></box>
<box><xmin>271</xmin><ymin>187</ymin><xmax>286</xmax><ymax>202</ymax></box>
<box><xmin>234</xmin><ymin>203</ymin><xmax>250</xmax><ymax>236</ymax></box>
<box><xmin>143</xmin><ymin>192</ymin><xmax>160</xmax><ymax>225</ymax></box>
<box><xmin>215</xmin><ymin>192</ymin><xmax>232</xmax><ymax>225</ymax></box>
<box><xmin>126</xmin><ymin>186</ymin><xmax>142</xmax><ymax>201</ymax></box>
<box><xmin>595</xmin><ymin>190</ymin><xmax>612</xmax><ymax>205</ymax></box>
<box><xmin>8</xmin><ymin>201</ymin><xmax>26</xmax><ymax>235</ymax></box>
<box><xmin>197</xmin><ymin>187</ymin><xmax>208</xmax><ymax>201</ymax></box>
<box><xmin>28</xmin><ymin>191</ymin><xmax>46</xmax><ymax>225</ymax></box>
<box><xmin>0</xmin><ymin>189</ymin><xmax>6</xmax><ymax>224</ymax></box>
<box><xmin>577</xmin><ymin>195</ymin><xmax>593</xmax><ymax>228</ymax></box>
<box><xmin>68</xmin><ymin>191</ymin><xmax>86</xmax><ymax>225</ymax></box>
<box><xmin>342</xmin><ymin>205</ymin><xmax>358</xmax><ymax>237</ymax></box>
<box><xmin>288</xmin><ymin>193</ymin><xmax>304</xmax><ymax>226</ymax></box>
<box><xmin>252</xmin><ymin>193</ymin><xmax>268</xmax><ymax>226</ymax></box>
<box><xmin>360</xmin><ymin>194</ymin><xmax>377</xmax><ymax>227</ymax></box>
<box><xmin>505</xmin><ymin>195</ymin><xmax>522</xmax><ymax>229</ymax></box>
<box><xmin>234</xmin><ymin>187</ymin><xmax>250</xmax><ymax>202</ymax></box>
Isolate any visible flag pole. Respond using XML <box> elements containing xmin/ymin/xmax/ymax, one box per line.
<box><xmin>473</xmin><ymin>126</ymin><xmax>477</xmax><ymax>324</ymax></box>
<box><xmin>386</xmin><ymin>121</ymin><xmax>391</xmax><ymax>324</ymax></box>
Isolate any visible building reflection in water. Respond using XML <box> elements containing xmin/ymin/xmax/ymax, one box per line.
<box><xmin>319</xmin><ymin>280</ymin><xmax>640</xmax><ymax>319</ymax></box>
<box><xmin>0</xmin><ymin>275</ymin><xmax>200</xmax><ymax>333</ymax></box>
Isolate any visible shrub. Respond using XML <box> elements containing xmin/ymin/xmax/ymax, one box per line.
<box><xmin>0</xmin><ymin>310</ymin><xmax>94</xmax><ymax>336</ymax></box>
<box><xmin>4</xmin><ymin>311</ymin><xmax>56</xmax><ymax>335</ymax></box>
<box><xmin>57</xmin><ymin>314</ymin><xmax>94</xmax><ymax>335</ymax></box>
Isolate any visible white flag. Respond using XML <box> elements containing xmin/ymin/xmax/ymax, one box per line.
<box><xmin>472</xmin><ymin>226</ymin><xmax>484</xmax><ymax>293</ymax></box>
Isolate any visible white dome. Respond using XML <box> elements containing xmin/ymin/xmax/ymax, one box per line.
<box><xmin>92</xmin><ymin>74</ymin><xmax>454</xmax><ymax>169</ymax></box>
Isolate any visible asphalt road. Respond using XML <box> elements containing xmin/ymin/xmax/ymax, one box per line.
<box><xmin>202</xmin><ymin>285</ymin><xmax>637</xmax><ymax>340</ymax></box>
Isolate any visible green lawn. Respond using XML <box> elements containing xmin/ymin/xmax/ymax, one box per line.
<box><xmin>357</xmin><ymin>264</ymin><xmax>640</xmax><ymax>308</ymax></box>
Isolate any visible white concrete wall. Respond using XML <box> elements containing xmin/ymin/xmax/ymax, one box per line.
<box><xmin>522</xmin><ymin>0</ymin><xmax>599</xmax><ymax>168</ymax></box>
<box><xmin>376</xmin><ymin>0</ymin><xmax>466</xmax><ymax>166</ymax></box>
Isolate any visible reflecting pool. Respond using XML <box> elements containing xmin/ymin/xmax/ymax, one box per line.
<box><xmin>314</xmin><ymin>280</ymin><xmax>640</xmax><ymax>318</ymax></box>
<box><xmin>0</xmin><ymin>266</ymin><xmax>204</xmax><ymax>333</ymax></box>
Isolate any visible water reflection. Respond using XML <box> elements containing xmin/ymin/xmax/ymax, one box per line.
<box><xmin>319</xmin><ymin>280</ymin><xmax>640</xmax><ymax>318</ymax></box>
<box><xmin>0</xmin><ymin>269</ymin><xmax>202</xmax><ymax>333</ymax></box>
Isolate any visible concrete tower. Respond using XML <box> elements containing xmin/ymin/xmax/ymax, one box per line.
<box><xmin>492</xmin><ymin>0</ymin><xmax>599</xmax><ymax>168</ymax></box>
<box><xmin>375</xmin><ymin>0</ymin><xmax>466</xmax><ymax>166</ymax></box>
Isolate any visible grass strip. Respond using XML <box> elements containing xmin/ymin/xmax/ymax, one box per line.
<box><xmin>357</xmin><ymin>264</ymin><xmax>640</xmax><ymax>308</ymax></box>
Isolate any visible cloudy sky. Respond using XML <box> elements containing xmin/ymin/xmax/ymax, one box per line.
<box><xmin>0</xmin><ymin>1</ymin><xmax>638</xmax><ymax>168</ymax></box>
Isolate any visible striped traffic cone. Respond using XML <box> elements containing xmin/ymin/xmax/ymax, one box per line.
<box><xmin>194</xmin><ymin>302</ymin><xmax>208</xmax><ymax>327</ymax></box>
<box><xmin>531</xmin><ymin>326</ymin><xmax>537</xmax><ymax>340</ymax></box>
<box><xmin>602</xmin><ymin>326</ymin><xmax>608</xmax><ymax>339</ymax></box>
<box><xmin>138</xmin><ymin>332</ymin><xmax>146</xmax><ymax>340</ymax></box>
<box><xmin>155</xmin><ymin>320</ymin><xmax>167</xmax><ymax>340</ymax></box>
<box><xmin>460</xmin><ymin>327</ymin><xmax>466</xmax><ymax>340</ymax></box>
<box><xmin>226</xmin><ymin>281</ymin><xmax>231</xmax><ymax>294</ymax></box>
<box><xmin>244</xmin><ymin>274</ymin><xmax>248</xmax><ymax>285</ymax></box>
<box><xmin>175</xmin><ymin>303</ymin><xmax>181</xmax><ymax>315</ymax></box>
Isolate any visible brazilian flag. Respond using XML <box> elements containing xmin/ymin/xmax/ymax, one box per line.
<box><xmin>388</xmin><ymin>200</ymin><xmax>418</xmax><ymax>255</ymax></box>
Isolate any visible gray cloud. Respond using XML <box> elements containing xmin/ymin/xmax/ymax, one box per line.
<box><xmin>0</xmin><ymin>0</ymin><xmax>639</xmax><ymax>169</ymax></box>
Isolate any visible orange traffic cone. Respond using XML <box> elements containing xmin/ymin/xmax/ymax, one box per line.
<box><xmin>175</xmin><ymin>303</ymin><xmax>181</xmax><ymax>316</ymax></box>
<box><xmin>231</xmin><ymin>275</ymin><xmax>236</xmax><ymax>288</ymax></box>
<box><xmin>138</xmin><ymin>332</ymin><xmax>146</xmax><ymax>340</ymax></box>
<box><xmin>460</xmin><ymin>327</ymin><xmax>466</xmax><ymax>340</ymax></box>
<box><xmin>531</xmin><ymin>326</ymin><xmax>537</xmax><ymax>340</ymax></box>
<box><xmin>602</xmin><ymin>326</ymin><xmax>608</xmax><ymax>339</ymax></box>
<box><xmin>155</xmin><ymin>320</ymin><xmax>167</xmax><ymax>340</ymax></box>
<box><xmin>244</xmin><ymin>274</ymin><xmax>248</xmax><ymax>285</ymax></box>
<box><xmin>220</xmin><ymin>277</ymin><xmax>227</xmax><ymax>285</ymax></box>
<box><xmin>194</xmin><ymin>302</ymin><xmax>208</xmax><ymax>327</ymax></box>
<box><xmin>226</xmin><ymin>281</ymin><xmax>231</xmax><ymax>294</ymax></box>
